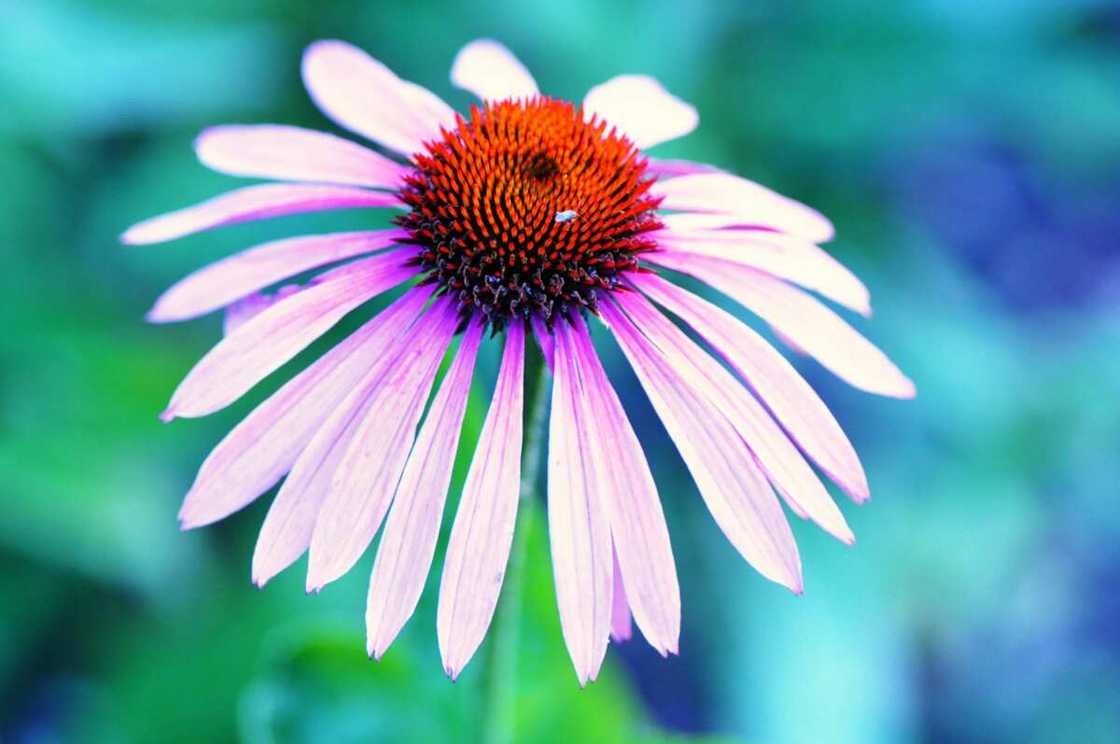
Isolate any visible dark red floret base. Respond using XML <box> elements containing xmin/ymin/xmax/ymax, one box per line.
<box><xmin>396</xmin><ymin>97</ymin><xmax>662</xmax><ymax>331</ymax></box>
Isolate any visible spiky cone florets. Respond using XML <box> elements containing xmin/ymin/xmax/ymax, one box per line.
<box><xmin>396</xmin><ymin>97</ymin><xmax>663</xmax><ymax>330</ymax></box>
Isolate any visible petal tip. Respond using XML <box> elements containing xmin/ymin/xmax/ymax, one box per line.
<box><xmin>251</xmin><ymin>564</ymin><xmax>274</xmax><ymax>588</ymax></box>
<box><xmin>120</xmin><ymin>224</ymin><xmax>148</xmax><ymax>246</ymax></box>
<box><xmin>145</xmin><ymin>302</ymin><xmax>181</xmax><ymax>324</ymax></box>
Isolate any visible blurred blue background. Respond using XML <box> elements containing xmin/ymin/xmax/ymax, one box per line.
<box><xmin>2</xmin><ymin>1</ymin><xmax>1118</xmax><ymax>742</ymax></box>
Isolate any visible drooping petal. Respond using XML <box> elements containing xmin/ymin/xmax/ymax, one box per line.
<box><xmin>614</xmin><ymin>291</ymin><xmax>854</xmax><ymax>544</ymax></box>
<box><xmin>162</xmin><ymin>252</ymin><xmax>416</xmax><ymax>421</ymax></box>
<box><xmin>366</xmin><ymin>320</ymin><xmax>484</xmax><ymax>659</ymax></box>
<box><xmin>566</xmin><ymin>316</ymin><xmax>680</xmax><ymax>655</ymax></box>
<box><xmin>610</xmin><ymin>550</ymin><xmax>633</xmax><ymax>643</ymax></box>
<box><xmin>530</xmin><ymin>315</ymin><xmax>555</xmax><ymax>373</ymax></box>
<box><xmin>451</xmin><ymin>39</ymin><xmax>538</xmax><ymax>102</ymax></box>
<box><xmin>652</xmin><ymin>173</ymin><xmax>835</xmax><ymax>244</ymax></box>
<box><xmin>305</xmin><ymin>300</ymin><xmax>460</xmax><ymax>591</ymax></box>
<box><xmin>438</xmin><ymin>323</ymin><xmax>526</xmax><ymax>680</ymax></box>
<box><xmin>302</xmin><ymin>39</ymin><xmax>455</xmax><ymax>156</ymax></box>
<box><xmin>654</xmin><ymin>228</ymin><xmax>871</xmax><ymax>316</ymax></box>
<box><xmin>121</xmin><ymin>183</ymin><xmax>402</xmax><ymax>246</ymax></box>
<box><xmin>222</xmin><ymin>288</ymin><xmax>290</xmax><ymax>336</ymax></box>
<box><xmin>649</xmin><ymin>255</ymin><xmax>916</xmax><ymax>398</ymax></box>
<box><xmin>179</xmin><ymin>287</ymin><xmax>432</xmax><ymax>531</ymax></box>
<box><xmin>583</xmin><ymin>75</ymin><xmax>698</xmax><ymax>150</ymax></box>
<box><xmin>149</xmin><ymin>230</ymin><xmax>411</xmax><ymax>323</ymax></box>
<box><xmin>644</xmin><ymin>159</ymin><xmax>722</xmax><ymax>179</ymax></box>
<box><xmin>195</xmin><ymin>124</ymin><xmax>408</xmax><ymax>189</ymax></box>
<box><xmin>633</xmin><ymin>273</ymin><xmax>869</xmax><ymax>502</ymax></box>
<box><xmin>548</xmin><ymin>319</ymin><xmax>613</xmax><ymax>684</ymax></box>
<box><xmin>599</xmin><ymin>300</ymin><xmax>802</xmax><ymax>592</ymax></box>
<box><xmin>250</xmin><ymin>293</ymin><xmax>440</xmax><ymax>586</ymax></box>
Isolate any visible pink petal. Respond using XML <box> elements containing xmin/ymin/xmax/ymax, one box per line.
<box><xmin>530</xmin><ymin>315</ymin><xmax>555</xmax><ymax>373</ymax></box>
<box><xmin>645</xmin><ymin>159</ymin><xmax>723</xmax><ymax>179</ymax></box>
<box><xmin>438</xmin><ymin>323</ymin><xmax>526</xmax><ymax>680</ymax></box>
<box><xmin>649</xmin><ymin>255</ymin><xmax>916</xmax><ymax>398</ymax></box>
<box><xmin>583</xmin><ymin>75</ymin><xmax>698</xmax><ymax>150</ymax></box>
<box><xmin>222</xmin><ymin>289</ymin><xmax>286</xmax><ymax>336</ymax></box>
<box><xmin>305</xmin><ymin>300</ymin><xmax>460</xmax><ymax>591</ymax></box>
<box><xmin>250</xmin><ymin>291</ymin><xmax>437</xmax><ymax>586</ymax></box>
<box><xmin>633</xmin><ymin>273</ymin><xmax>869</xmax><ymax>502</ymax></box>
<box><xmin>162</xmin><ymin>253</ymin><xmax>416</xmax><ymax>421</ymax></box>
<box><xmin>302</xmin><ymin>39</ymin><xmax>454</xmax><ymax>157</ymax></box>
<box><xmin>567</xmin><ymin>316</ymin><xmax>680</xmax><ymax>655</ymax></box>
<box><xmin>179</xmin><ymin>287</ymin><xmax>433</xmax><ymax>531</ymax></box>
<box><xmin>121</xmin><ymin>183</ymin><xmax>401</xmax><ymax>245</ymax></box>
<box><xmin>450</xmin><ymin>39</ymin><xmax>538</xmax><ymax>101</ymax></box>
<box><xmin>658</xmin><ymin>212</ymin><xmax>775</xmax><ymax>232</ymax></box>
<box><xmin>614</xmin><ymin>291</ymin><xmax>854</xmax><ymax>545</ymax></box>
<box><xmin>548</xmin><ymin>320</ymin><xmax>614</xmax><ymax>684</ymax></box>
<box><xmin>366</xmin><ymin>320</ymin><xmax>484</xmax><ymax>659</ymax></box>
<box><xmin>149</xmin><ymin>230</ymin><xmax>410</xmax><ymax>323</ymax></box>
<box><xmin>609</xmin><ymin>550</ymin><xmax>632</xmax><ymax>643</ymax></box>
<box><xmin>195</xmin><ymin>124</ymin><xmax>408</xmax><ymax>189</ymax></box>
<box><xmin>655</xmin><ymin>228</ymin><xmax>871</xmax><ymax>316</ymax></box>
<box><xmin>652</xmin><ymin>173</ymin><xmax>835</xmax><ymax>244</ymax></box>
<box><xmin>599</xmin><ymin>300</ymin><xmax>802</xmax><ymax>592</ymax></box>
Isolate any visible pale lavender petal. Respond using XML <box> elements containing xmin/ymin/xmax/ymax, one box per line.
<box><xmin>645</xmin><ymin>159</ymin><xmax>722</xmax><ymax>179</ymax></box>
<box><xmin>548</xmin><ymin>319</ymin><xmax>613</xmax><ymax>684</ymax></box>
<box><xmin>179</xmin><ymin>287</ymin><xmax>432</xmax><ymax>532</ymax></box>
<box><xmin>614</xmin><ymin>291</ymin><xmax>854</xmax><ymax>544</ymax></box>
<box><xmin>162</xmin><ymin>253</ymin><xmax>416</xmax><ymax>421</ymax></box>
<box><xmin>149</xmin><ymin>230</ymin><xmax>411</xmax><ymax>323</ymax></box>
<box><xmin>121</xmin><ymin>183</ymin><xmax>402</xmax><ymax>246</ymax></box>
<box><xmin>366</xmin><ymin>320</ymin><xmax>484</xmax><ymax>659</ymax></box>
<box><xmin>450</xmin><ymin>39</ymin><xmax>538</xmax><ymax>101</ymax></box>
<box><xmin>583</xmin><ymin>75</ymin><xmax>698</xmax><ymax>150</ymax></box>
<box><xmin>223</xmin><ymin>290</ymin><xmax>281</xmax><ymax>336</ymax></box>
<box><xmin>658</xmin><ymin>212</ymin><xmax>773</xmax><ymax>233</ymax></box>
<box><xmin>599</xmin><ymin>300</ymin><xmax>802</xmax><ymax>592</ymax></box>
<box><xmin>633</xmin><ymin>273</ymin><xmax>869</xmax><ymax>502</ymax></box>
<box><xmin>530</xmin><ymin>315</ymin><xmax>555</xmax><ymax>373</ymax></box>
<box><xmin>302</xmin><ymin>40</ymin><xmax>455</xmax><ymax>156</ymax></box>
<box><xmin>655</xmin><ymin>228</ymin><xmax>871</xmax><ymax>316</ymax></box>
<box><xmin>609</xmin><ymin>550</ymin><xmax>632</xmax><ymax>643</ymax></box>
<box><xmin>305</xmin><ymin>300</ymin><xmax>460</xmax><ymax>591</ymax></box>
<box><xmin>647</xmin><ymin>255</ymin><xmax>916</xmax><ymax>398</ymax></box>
<box><xmin>250</xmin><ymin>293</ymin><xmax>440</xmax><ymax>586</ymax></box>
<box><xmin>195</xmin><ymin>124</ymin><xmax>408</xmax><ymax>189</ymax></box>
<box><xmin>567</xmin><ymin>316</ymin><xmax>679</xmax><ymax>655</ymax></box>
<box><xmin>438</xmin><ymin>323</ymin><xmax>525</xmax><ymax>680</ymax></box>
<box><xmin>652</xmin><ymin>173</ymin><xmax>835</xmax><ymax>244</ymax></box>
<box><xmin>773</xmin><ymin>327</ymin><xmax>807</xmax><ymax>356</ymax></box>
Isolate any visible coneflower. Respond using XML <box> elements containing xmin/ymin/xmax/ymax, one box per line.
<box><xmin>124</xmin><ymin>39</ymin><xmax>913</xmax><ymax>685</ymax></box>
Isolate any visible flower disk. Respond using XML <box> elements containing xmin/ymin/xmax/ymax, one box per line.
<box><xmin>397</xmin><ymin>97</ymin><xmax>662</xmax><ymax>329</ymax></box>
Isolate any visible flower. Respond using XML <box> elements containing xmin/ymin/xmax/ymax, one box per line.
<box><xmin>123</xmin><ymin>39</ymin><xmax>914</xmax><ymax>685</ymax></box>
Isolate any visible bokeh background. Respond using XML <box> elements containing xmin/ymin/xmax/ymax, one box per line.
<box><xmin>3</xmin><ymin>1</ymin><xmax>1118</xmax><ymax>742</ymax></box>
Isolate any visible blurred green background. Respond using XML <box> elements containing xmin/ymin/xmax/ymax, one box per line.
<box><xmin>3</xmin><ymin>1</ymin><xmax>1118</xmax><ymax>742</ymax></box>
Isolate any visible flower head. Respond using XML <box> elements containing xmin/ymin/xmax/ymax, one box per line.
<box><xmin>124</xmin><ymin>39</ymin><xmax>914</xmax><ymax>685</ymax></box>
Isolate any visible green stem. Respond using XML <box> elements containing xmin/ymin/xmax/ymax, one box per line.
<box><xmin>482</xmin><ymin>348</ymin><xmax>550</xmax><ymax>744</ymax></box>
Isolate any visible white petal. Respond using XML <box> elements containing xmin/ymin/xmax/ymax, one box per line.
<box><xmin>583</xmin><ymin>75</ymin><xmax>697</xmax><ymax>149</ymax></box>
<box><xmin>652</xmin><ymin>173</ymin><xmax>835</xmax><ymax>244</ymax></box>
<box><xmin>302</xmin><ymin>39</ymin><xmax>455</xmax><ymax>156</ymax></box>
<box><xmin>451</xmin><ymin>39</ymin><xmax>538</xmax><ymax>102</ymax></box>
<box><xmin>195</xmin><ymin>124</ymin><xmax>407</xmax><ymax>189</ymax></box>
